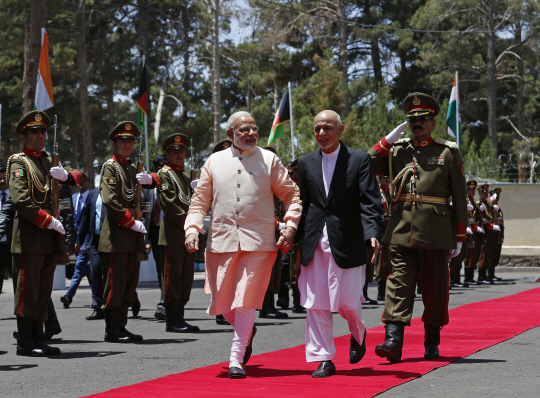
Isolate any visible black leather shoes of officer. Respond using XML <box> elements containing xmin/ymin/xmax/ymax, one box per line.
<box><xmin>363</xmin><ymin>284</ymin><xmax>378</xmax><ymax>305</ymax></box>
<box><xmin>131</xmin><ymin>291</ymin><xmax>141</xmax><ymax>317</ymax></box>
<box><xmin>375</xmin><ymin>321</ymin><xmax>405</xmax><ymax>363</ymax></box>
<box><xmin>243</xmin><ymin>326</ymin><xmax>257</xmax><ymax>365</ymax></box>
<box><xmin>86</xmin><ymin>308</ymin><xmax>105</xmax><ymax>321</ymax></box>
<box><xmin>15</xmin><ymin>317</ymin><xmax>47</xmax><ymax>357</ymax></box>
<box><xmin>154</xmin><ymin>302</ymin><xmax>167</xmax><ymax>321</ymax></box>
<box><xmin>424</xmin><ymin>324</ymin><xmax>441</xmax><ymax>359</ymax></box>
<box><xmin>166</xmin><ymin>303</ymin><xmax>200</xmax><ymax>333</ymax></box>
<box><xmin>311</xmin><ymin>360</ymin><xmax>336</xmax><ymax>378</ymax></box>
<box><xmin>33</xmin><ymin>322</ymin><xmax>61</xmax><ymax>355</ymax></box>
<box><xmin>104</xmin><ymin>310</ymin><xmax>132</xmax><ymax>343</ymax></box>
<box><xmin>228</xmin><ymin>363</ymin><xmax>247</xmax><ymax>379</ymax></box>
<box><xmin>259</xmin><ymin>292</ymin><xmax>289</xmax><ymax>319</ymax></box>
<box><xmin>60</xmin><ymin>295</ymin><xmax>72</xmax><ymax>308</ymax></box>
<box><xmin>350</xmin><ymin>329</ymin><xmax>367</xmax><ymax>364</ymax></box>
<box><xmin>216</xmin><ymin>314</ymin><xmax>231</xmax><ymax>325</ymax></box>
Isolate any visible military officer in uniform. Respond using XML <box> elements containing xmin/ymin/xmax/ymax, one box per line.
<box><xmin>137</xmin><ymin>133</ymin><xmax>200</xmax><ymax>333</ymax></box>
<box><xmin>368</xmin><ymin>93</ymin><xmax>468</xmax><ymax>363</ymax></box>
<box><xmin>490</xmin><ymin>187</ymin><xmax>504</xmax><ymax>281</ymax></box>
<box><xmin>99</xmin><ymin>122</ymin><xmax>147</xmax><ymax>343</ymax></box>
<box><xmin>463</xmin><ymin>180</ymin><xmax>484</xmax><ymax>284</ymax></box>
<box><xmin>8</xmin><ymin>110</ymin><xmax>86</xmax><ymax>356</ymax></box>
<box><xmin>476</xmin><ymin>184</ymin><xmax>500</xmax><ymax>284</ymax></box>
<box><xmin>375</xmin><ymin>175</ymin><xmax>392</xmax><ymax>301</ymax></box>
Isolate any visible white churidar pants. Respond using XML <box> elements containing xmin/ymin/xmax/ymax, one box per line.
<box><xmin>299</xmin><ymin>225</ymin><xmax>366</xmax><ymax>362</ymax></box>
<box><xmin>222</xmin><ymin>307</ymin><xmax>256</xmax><ymax>363</ymax></box>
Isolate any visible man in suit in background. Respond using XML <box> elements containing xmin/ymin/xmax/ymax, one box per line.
<box><xmin>0</xmin><ymin>166</ymin><xmax>12</xmax><ymax>294</ymax></box>
<box><xmin>61</xmin><ymin>176</ymin><xmax>91</xmax><ymax>308</ymax></box>
<box><xmin>76</xmin><ymin>188</ymin><xmax>105</xmax><ymax>320</ymax></box>
<box><xmin>297</xmin><ymin>110</ymin><xmax>381</xmax><ymax>377</ymax></box>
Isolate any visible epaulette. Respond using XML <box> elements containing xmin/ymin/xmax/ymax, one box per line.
<box><xmin>160</xmin><ymin>165</ymin><xmax>171</xmax><ymax>173</ymax></box>
<box><xmin>434</xmin><ymin>138</ymin><xmax>458</xmax><ymax>149</ymax></box>
<box><xmin>395</xmin><ymin>138</ymin><xmax>411</xmax><ymax>145</ymax></box>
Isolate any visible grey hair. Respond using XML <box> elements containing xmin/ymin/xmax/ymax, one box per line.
<box><xmin>226</xmin><ymin>111</ymin><xmax>254</xmax><ymax>131</ymax></box>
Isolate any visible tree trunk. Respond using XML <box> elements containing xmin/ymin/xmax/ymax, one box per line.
<box><xmin>106</xmin><ymin>89</ymin><xmax>115</xmax><ymax>131</ymax></box>
<box><xmin>211</xmin><ymin>0</ymin><xmax>221</xmax><ymax>145</ymax></box>
<box><xmin>154</xmin><ymin>85</ymin><xmax>165</xmax><ymax>143</ymax></box>
<box><xmin>370</xmin><ymin>36</ymin><xmax>383</xmax><ymax>89</ymax></box>
<box><xmin>247</xmin><ymin>76</ymin><xmax>252</xmax><ymax>112</ymax></box>
<box><xmin>336</xmin><ymin>0</ymin><xmax>349</xmax><ymax>118</ymax></box>
<box><xmin>71</xmin><ymin>130</ymin><xmax>79</xmax><ymax>169</ymax></box>
<box><xmin>515</xmin><ymin>24</ymin><xmax>526</xmax><ymax>183</ymax></box>
<box><xmin>485</xmin><ymin>8</ymin><xmax>498</xmax><ymax>152</ymax></box>
<box><xmin>22</xmin><ymin>0</ymin><xmax>48</xmax><ymax>115</ymax></box>
<box><xmin>75</xmin><ymin>0</ymin><xmax>94</xmax><ymax>186</ymax></box>
<box><xmin>138</xmin><ymin>0</ymin><xmax>150</xmax><ymax>57</ymax></box>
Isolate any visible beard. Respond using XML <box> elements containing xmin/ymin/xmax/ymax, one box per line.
<box><xmin>234</xmin><ymin>135</ymin><xmax>258</xmax><ymax>151</ymax></box>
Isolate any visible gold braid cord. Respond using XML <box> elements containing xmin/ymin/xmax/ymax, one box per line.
<box><xmin>6</xmin><ymin>154</ymin><xmax>50</xmax><ymax>204</ymax></box>
<box><xmin>165</xmin><ymin>169</ymin><xmax>191</xmax><ymax>206</ymax></box>
<box><xmin>391</xmin><ymin>165</ymin><xmax>415</xmax><ymax>203</ymax></box>
<box><xmin>99</xmin><ymin>159</ymin><xmax>134</xmax><ymax>202</ymax></box>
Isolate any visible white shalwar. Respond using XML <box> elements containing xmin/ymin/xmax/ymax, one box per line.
<box><xmin>298</xmin><ymin>144</ymin><xmax>367</xmax><ymax>362</ymax></box>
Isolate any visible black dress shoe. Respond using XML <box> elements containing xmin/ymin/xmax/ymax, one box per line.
<box><xmin>377</xmin><ymin>294</ymin><xmax>385</xmax><ymax>301</ymax></box>
<box><xmin>13</xmin><ymin>329</ymin><xmax>19</xmax><ymax>340</ymax></box>
<box><xmin>16</xmin><ymin>343</ymin><xmax>48</xmax><ymax>357</ymax></box>
<box><xmin>243</xmin><ymin>326</ymin><xmax>257</xmax><ymax>365</ymax></box>
<box><xmin>43</xmin><ymin>326</ymin><xmax>62</xmax><ymax>340</ymax></box>
<box><xmin>104</xmin><ymin>329</ymin><xmax>133</xmax><ymax>343</ymax></box>
<box><xmin>451</xmin><ymin>281</ymin><xmax>464</xmax><ymax>288</ymax></box>
<box><xmin>259</xmin><ymin>308</ymin><xmax>288</xmax><ymax>319</ymax></box>
<box><xmin>120</xmin><ymin>327</ymin><xmax>143</xmax><ymax>342</ymax></box>
<box><xmin>228</xmin><ymin>366</ymin><xmax>247</xmax><ymax>379</ymax></box>
<box><xmin>36</xmin><ymin>342</ymin><xmax>61</xmax><ymax>355</ymax></box>
<box><xmin>311</xmin><ymin>360</ymin><xmax>336</xmax><ymax>378</ymax></box>
<box><xmin>216</xmin><ymin>315</ymin><xmax>231</xmax><ymax>325</ymax></box>
<box><xmin>60</xmin><ymin>295</ymin><xmax>72</xmax><ymax>309</ymax></box>
<box><xmin>493</xmin><ymin>276</ymin><xmax>502</xmax><ymax>281</ymax></box>
<box><xmin>166</xmin><ymin>321</ymin><xmax>200</xmax><ymax>333</ymax></box>
<box><xmin>350</xmin><ymin>329</ymin><xmax>367</xmax><ymax>364</ymax></box>
<box><xmin>131</xmin><ymin>297</ymin><xmax>141</xmax><ymax>317</ymax></box>
<box><xmin>154</xmin><ymin>306</ymin><xmax>167</xmax><ymax>321</ymax></box>
<box><xmin>363</xmin><ymin>296</ymin><xmax>378</xmax><ymax>305</ymax></box>
<box><xmin>291</xmin><ymin>306</ymin><xmax>306</xmax><ymax>314</ymax></box>
<box><xmin>462</xmin><ymin>281</ymin><xmax>469</xmax><ymax>287</ymax></box>
<box><xmin>86</xmin><ymin>309</ymin><xmax>105</xmax><ymax>320</ymax></box>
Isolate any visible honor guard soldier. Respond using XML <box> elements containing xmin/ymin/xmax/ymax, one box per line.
<box><xmin>464</xmin><ymin>180</ymin><xmax>484</xmax><ymax>284</ymax></box>
<box><xmin>136</xmin><ymin>133</ymin><xmax>200</xmax><ymax>333</ymax></box>
<box><xmin>8</xmin><ymin>111</ymin><xmax>86</xmax><ymax>356</ymax></box>
<box><xmin>476</xmin><ymin>184</ymin><xmax>500</xmax><ymax>284</ymax></box>
<box><xmin>448</xmin><ymin>194</ymin><xmax>470</xmax><ymax>288</ymax></box>
<box><xmin>99</xmin><ymin>122</ymin><xmax>147</xmax><ymax>343</ymax></box>
<box><xmin>368</xmin><ymin>93</ymin><xmax>468</xmax><ymax>362</ymax></box>
<box><xmin>489</xmin><ymin>187</ymin><xmax>503</xmax><ymax>281</ymax></box>
<box><xmin>375</xmin><ymin>175</ymin><xmax>392</xmax><ymax>301</ymax></box>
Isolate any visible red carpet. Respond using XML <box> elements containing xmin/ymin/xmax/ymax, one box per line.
<box><xmin>88</xmin><ymin>287</ymin><xmax>540</xmax><ymax>397</ymax></box>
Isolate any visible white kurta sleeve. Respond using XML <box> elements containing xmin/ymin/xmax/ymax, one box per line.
<box><xmin>270</xmin><ymin>155</ymin><xmax>302</xmax><ymax>230</ymax></box>
<box><xmin>185</xmin><ymin>159</ymin><xmax>213</xmax><ymax>235</ymax></box>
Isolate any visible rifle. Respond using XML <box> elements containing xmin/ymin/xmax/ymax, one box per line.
<box><xmin>50</xmin><ymin>115</ymin><xmax>69</xmax><ymax>264</ymax></box>
<box><xmin>134</xmin><ymin>128</ymin><xmax>148</xmax><ymax>261</ymax></box>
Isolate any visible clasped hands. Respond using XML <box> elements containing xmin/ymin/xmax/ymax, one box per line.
<box><xmin>277</xmin><ymin>226</ymin><xmax>296</xmax><ymax>254</ymax></box>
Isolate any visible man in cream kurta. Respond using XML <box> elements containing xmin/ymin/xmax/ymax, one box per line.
<box><xmin>185</xmin><ymin>111</ymin><xmax>301</xmax><ymax>379</ymax></box>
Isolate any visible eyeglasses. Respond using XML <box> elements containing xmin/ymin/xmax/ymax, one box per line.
<box><xmin>409</xmin><ymin>116</ymin><xmax>433</xmax><ymax>124</ymax></box>
<box><xmin>238</xmin><ymin>126</ymin><xmax>259</xmax><ymax>134</ymax></box>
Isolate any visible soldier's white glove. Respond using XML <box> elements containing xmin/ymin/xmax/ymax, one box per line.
<box><xmin>50</xmin><ymin>163</ymin><xmax>69</xmax><ymax>182</ymax></box>
<box><xmin>385</xmin><ymin>121</ymin><xmax>409</xmax><ymax>145</ymax></box>
<box><xmin>449</xmin><ymin>242</ymin><xmax>462</xmax><ymax>258</ymax></box>
<box><xmin>492</xmin><ymin>225</ymin><xmax>501</xmax><ymax>232</ymax></box>
<box><xmin>466</xmin><ymin>227</ymin><xmax>472</xmax><ymax>235</ymax></box>
<box><xmin>493</xmin><ymin>204</ymin><xmax>500</xmax><ymax>211</ymax></box>
<box><xmin>479</xmin><ymin>204</ymin><xmax>485</xmax><ymax>212</ymax></box>
<box><xmin>191</xmin><ymin>179</ymin><xmax>199</xmax><ymax>189</ymax></box>
<box><xmin>47</xmin><ymin>217</ymin><xmax>66</xmax><ymax>234</ymax></box>
<box><xmin>467</xmin><ymin>203</ymin><xmax>474</xmax><ymax>211</ymax></box>
<box><xmin>477</xmin><ymin>226</ymin><xmax>485</xmax><ymax>234</ymax></box>
<box><xmin>136</xmin><ymin>169</ymin><xmax>153</xmax><ymax>185</ymax></box>
<box><xmin>277</xmin><ymin>222</ymin><xmax>287</xmax><ymax>231</ymax></box>
<box><xmin>130</xmin><ymin>220</ymin><xmax>147</xmax><ymax>234</ymax></box>
<box><xmin>490</xmin><ymin>194</ymin><xmax>497</xmax><ymax>202</ymax></box>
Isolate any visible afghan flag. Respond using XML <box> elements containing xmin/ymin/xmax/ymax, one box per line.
<box><xmin>446</xmin><ymin>72</ymin><xmax>461</xmax><ymax>146</ymax></box>
<box><xmin>268</xmin><ymin>88</ymin><xmax>291</xmax><ymax>146</ymax></box>
<box><xmin>136</xmin><ymin>58</ymin><xmax>147</xmax><ymax>133</ymax></box>
<box><xmin>34</xmin><ymin>28</ymin><xmax>54</xmax><ymax>111</ymax></box>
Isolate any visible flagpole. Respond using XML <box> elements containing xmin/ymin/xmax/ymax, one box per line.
<box><xmin>144</xmin><ymin>114</ymin><xmax>149</xmax><ymax>170</ymax></box>
<box><xmin>288</xmin><ymin>82</ymin><xmax>295</xmax><ymax>160</ymax></box>
<box><xmin>456</xmin><ymin>72</ymin><xmax>460</xmax><ymax>149</ymax></box>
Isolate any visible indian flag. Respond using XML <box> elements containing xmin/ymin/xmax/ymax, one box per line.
<box><xmin>268</xmin><ymin>88</ymin><xmax>291</xmax><ymax>146</ymax></box>
<box><xmin>34</xmin><ymin>28</ymin><xmax>54</xmax><ymax>111</ymax></box>
<box><xmin>446</xmin><ymin>72</ymin><xmax>460</xmax><ymax>145</ymax></box>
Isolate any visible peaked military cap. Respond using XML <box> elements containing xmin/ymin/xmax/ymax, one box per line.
<box><xmin>491</xmin><ymin>187</ymin><xmax>502</xmax><ymax>194</ymax></box>
<box><xmin>403</xmin><ymin>92</ymin><xmax>440</xmax><ymax>117</ymax></box>
<box><xmin>162</xmin><ymin>133</ymin><xmax>189</xmax><ymax>151</ymax></box>
<box><xmin>466</xmin><ymin>180</ymin><xmax>478</xmax><ymax>189</ymax></box>
<box><xmin>16</xmin><ymin>110</ymin><xmax>50</xmax><ymax>133</ymax></box>
<box><xmin>109</xmin><ymin>121</ymin><xmax>138</xmax><ymax>141</ymax></box>
<box><xmin>477</xmin><ymin>183</ymin><xmax>490</xmax><ymax>192</ymax></box>
<box><xmin>213</xmin><ymin>139</ymin><xmax>232</xmax><ymax>153</ymax></box>
<box><xmin>263</xmin><ymin>146</ymin><xmax>277</xmax><ymax>155</ymax></box>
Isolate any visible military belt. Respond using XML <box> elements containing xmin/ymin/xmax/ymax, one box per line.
<box><xmin>397</xmin><ymin>194</ymin><xmax>450</xmax><ymax>205</ymax></box>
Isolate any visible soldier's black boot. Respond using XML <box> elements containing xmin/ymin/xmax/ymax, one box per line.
<box><xmin>487</xmin><ymin>266</ymin><xmax>497</xmax><ymax>283</ymax></box>
<box><xmin>375</xmin><ymin>322</ymin><xmax>405</xmax><ymax>363</ymax></box>
<box><xmin>424</xmin><ymin>324</ymin><xmax>441</xmax><ymax>359</ymax></box>
<box><xmin>154</xmin><ymin>299</ymin><xmax>167</xmax><ymax>320</ymax></box>
<box><xmin>44</xmin><ymin>298</ymin><xmax>62</xmax><ymax>340</ymax></box>
<box><xmin>166</xmin><ymin>303</ymin><xmax>199</xmax><ymax>333</ymax></box>
<box><xmin>119</xmin><ymin>306</ymin><xmax>143</xmax><ymax>341</ymax></box>
<box><xmin>291</xmin><ymin>287</ymin><xmax>305</xmax><ymax>313</ymax></box>
<box><xmin>259</xmin><ymin>291</ymin><xmax>288</xmax><ymax>318</ymax></box>
<box><xmin>131</xmin><ymin>291</ymin><xmax>141</xmax><ymax>317</ymax></box>
<box><xmin>363</xmin><ymin>283</ymin><xmax>378</xmax><ymax>305</ymax></box>
<box><xmin>377</xmin><ymin>281</ymin><xmax>386</xmax><ymax>302</ymax></box>
<box><xmin>33</xmin><ymin>321</ymin><xmax>60</xmax><ymax>355</ymax></box>
<box><xmin>478</xmin><ymin>269</ymin><xmax>493</xmax><ymax>285</ymax></box>
<box><xmin>104</xmin><ymin>309</ymin><xmax>132</xmax><ymax>343</ymax></box>
<box><xmin>16</xmin><ymin>316</ymin><xmax>47</xmax><ymax>357</ymax></box>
